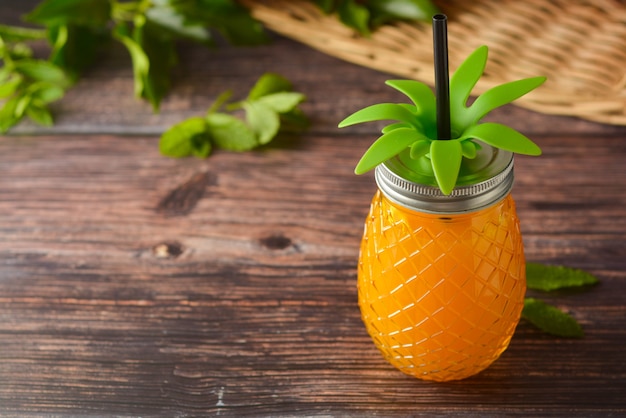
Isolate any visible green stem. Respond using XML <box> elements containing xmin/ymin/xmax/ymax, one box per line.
<box><xmin>207</xmin><ymin>90</ymin><xmax>234</xmax><ymax>116</ymax></box>
<box><xmin>111</xmin><ymin>0</ymin><xmax>152</xmax><ymax>22</ymax></box>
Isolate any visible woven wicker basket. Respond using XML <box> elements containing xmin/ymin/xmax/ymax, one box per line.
<box><xmin>242</xmin><ymin>0</ymin><xmax>626</xmax><ymax>125</ymax></box>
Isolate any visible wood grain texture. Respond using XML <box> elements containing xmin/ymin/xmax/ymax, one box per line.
<box><xmin>1</xmin><ymin>1</ymin><xmax>626</xmax><ymax>416</ymax></box>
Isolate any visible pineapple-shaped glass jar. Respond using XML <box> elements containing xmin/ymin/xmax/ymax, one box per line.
<box><xmin>360</xmin><ymin>146</ymin><xmax>524</xmax><ymax>381</ymax></box>
<box><xmin>341</xmin><ymin>46</ymin><xmax>545</xmax><ymax>381</ymax></box>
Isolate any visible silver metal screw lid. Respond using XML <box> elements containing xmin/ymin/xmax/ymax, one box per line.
<box><xmin>375</xmin><ymin>144</ymin><xmax>514</xmax><ymax>214</ymax></box>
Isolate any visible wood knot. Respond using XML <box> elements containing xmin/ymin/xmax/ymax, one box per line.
<box><xmin>153</xmin><ymin>242</ymin><xmax>184</xmax><ymax>259</ymax></box>
<box><xmin>157</xmin><ymin>171</ymin><xmax>217</xmax><ymax>217</ymax></box>
<box><xmin>259</xmin><ymin>234</ymin><xmax>292</xmax><ymax>250</ymax></box>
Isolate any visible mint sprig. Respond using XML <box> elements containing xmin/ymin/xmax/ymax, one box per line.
<box><xmin>2</xmin><ymin>0</ymin><xmax>440</xmax><ymax>134</ymax></box>
<box><xmin>1</xmin><ymin>0</ymin><xmax>268</xmax><ymax>123</ymax></box>
<box><xmin>0</xmin><ymin>25</ymin><xmax>70</xmax><ymax>133</ymax></box>
<box><xmin>522</xmin><ymin>263</ymin><xmax>599</xmax><ymax>338</ymax></box>
<box><xmin>314</xmin><ymin>0</ymin><xmax>439</xmax><ymax>36</ymax></box>
<box><xmin>159</xmin><ymin>73</ymin><xmax>308</xmax><ymax>158</ymax></box>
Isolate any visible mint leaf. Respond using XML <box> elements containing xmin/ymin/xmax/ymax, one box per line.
<box><xmin>26</xmin><ymin>103</ymin><xmax>54</xmax><ymax>126</ymax></box>
<box><xmin>247</xmin><ymin>72</ymin><xmax>293</xmax><ymax>101</ymax></box>
<box><xmin>0</xmin><ymin>24</ymin><xmax>47</xmax><ymax>42</ymax></box>
<box><xmin>279</xmin><ymin>108</ymin><xmax>310</xmax><ymax>132</ymax></box>
<box><xmin>315</xmin><ymin>0</ymin><xmax>335</xmax><ymax>13</ymax></box>
<box><xmin>160</xmin><ymin>117</ymin><xmax>210</xmax><ymax>158</ymax></box>
<box><xmin>25</xmin><ymin>0</ymin><xmax>111</xmax><ymax>28</ymax></box>
<box><xmin>314</xmin><ymin>0</ymin><xmax>438</xmax><ymax>35</ymax></box>
<box><xmin>113</xmin><ymin>24</ymin><xmax>149</xmax><ymax>100</ymax></box>
<box><xmin>206</xmin><ymin>112</ymin><xmax>258</xmax><ymax>151</ymax></box>
<box><xmin>172</xmin><ymin>0</ymin><xmax>268</xmax><ymax>46</ymax></box>
<box><xmin>0</xmin><ymin>75</ymin><xmax>22</xmax><ymax>98</ymax></box>
<box><xmin>522</xmin><ymin>298</ymin><xmax>584</xmax><ymax>338</ymax></box>
<box><xmin>257</xmin><ymin>92</ymin><xmax>305</xmax><ymax>113</ymax></box>
<box><xmin>13</xmin><ymin>59</ymin><xmax>69</xmax><ymax>87</ymax></box>
<box><xmin>146</xmin><ymin>4</ymin><xmax>211</xmax><ymax>44</ymax></box>
<box><xmin>191</xmin><ymin>136</ymin><xmax>212</xmax><ymax>158</ymax></box>
<box><xmin>526</xmin><ymin>263</ymin><xmax>599</xmax><ymax>292</ymax></box>
<box><xmin>338</xmin><ymin>0</ymin><xmax>371</xmax><ymax>37</ymax></box>
<box><xmin>159</xmin><ymin>72</ymin><xmax>307</xmax><ymax>158</ymax></box>
<box><xmin>48</xmin><ymin>24</ymin><xmax>108</xmax><ymax>81</ymax></box>
<box><xmin>0</xmin><ymin>97</ymin><xmax>20</xmax><ymax>133</ymax></box>
<box><xmin>27</xmin><ymin>82</ymin><xmax>65</xmax><ymax>103</ymax></box>
<box><xmin>15</xmin><ymin>95</ymin><xmax>32</xmax><ymax>118</ymax></box>
<box><xmin>243</xmin><ymin>101</ymin><xmax>280</xmax><ymax>145</ymax></box>
<box><xmin>134</xmin><ymin>20</ymin><xmax>177</xmax><ymax>111</ymax></box>
<box><xmin>368</xmin><ymin>0</ymin><xmax>440</xmax><ymax>26</ymax></box>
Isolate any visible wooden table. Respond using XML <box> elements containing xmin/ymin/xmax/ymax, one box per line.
<box><xmin>2</xmin><ymin>3</ymin><xmax>626</xmax><ymax>416</ymax></box>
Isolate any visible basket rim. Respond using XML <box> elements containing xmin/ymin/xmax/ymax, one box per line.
<box><xmin>243</xmin><ymin>0</ymin><xmax>626</xmax><ymax>126</ymax></box>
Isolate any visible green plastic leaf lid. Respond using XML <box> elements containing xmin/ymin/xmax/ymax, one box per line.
<box><xmin>339</xmin><ymin>45</ymin><xmax>546</xmax><ymax>196</ymax></box>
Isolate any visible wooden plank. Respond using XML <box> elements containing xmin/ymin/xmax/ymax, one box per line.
<box><xmin>1</xmin><ymin>0</ymin><xmax>626</xmax><ymax>415</ymax></box>
<box><xmin>1</xmin><ymin>131</ymin><xmax>625</xmax><ymax>415</ymax></box>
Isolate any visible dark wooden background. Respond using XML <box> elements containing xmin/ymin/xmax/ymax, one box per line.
<box><xmin>1</xmin><ymin>2</ymin><xmax>625</xmax><ymax>416</ymax></box>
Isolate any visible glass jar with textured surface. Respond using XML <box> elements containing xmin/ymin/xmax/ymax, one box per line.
<box><xmin>358</xmin><ymin>145</ymin><xmax>525</xmax><ymax>382</ymax></box>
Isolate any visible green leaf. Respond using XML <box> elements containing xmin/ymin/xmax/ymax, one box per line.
<box><xmin>526</xmin><ymin>263</ymin><xmax>599</xmax><ymax>292</ymax></box>
<box><xmin>113</xmin><ymin>25</ymin><xmax>150</xmax><ymax>100</ymax></box>
<box><xmin>278</xmin><ymin>108</ymin><xmax>310</xmax><ymax>132</ymax></box>
<box><xmin>467</xmin><ymin>77</ymin><xmax>547</xmax><ymax>125</ymax></box>
<box><xmin>385</xmin><ymin>80</ymin><xmax>435</xmax><ymax>118</ymax></box>
<box><xmin>315</xmin><ymin>0</ymin><xmax>437</xmax><ymax>32</ymax></box>
<box><xmin>146</xmin><ymin>4</ymin><xmax>211</xmax><ymax>44</ymax></box>
<box><xmin>449</xmin><ymin>45</ymin><xmax>488</xmax><ymax>131</ymax></box>
<box><xmin>15</xmin><ymin>95</ymin><xmax>32</xmax><ymax>118</ymax></box>
<box><xmin>172</xmin><ymin>0</ymin><xmax>268</xmax><ymax>45</ymax></box>
<box><xmin>339</xmin><ymin>103</ymin><xmax>419</xmax><ymax>128</ymax></box>
<box><xmin>26</xmin><ymin>0</ymin><xmax>111</xmax><ymax>28</ymax></box>
<box><xmin>244</xmin><ymin>101</ymin><xmax>280</xmax><ymax>145</ymax></box>
<box><xmin>460</xmin><ymin>123</ymin><xmax>542</xmax><ymax>156</ymax></box>
<box><xmin>191</xmin><ymin>134</ymin><xmax>212</xmax><ymax>157</ymax></box>
<box><xmin>26</xmin><ymin>103</ymin><xmax>54</xmax><ymax>126</ymax></box>
<box><xmin>381</xmin><ymin>122</ymin><xmax>412</xmax><ymax>133</ymax></box>
<box><xmin>354</xmin><ymin>128</ymin><xmax>428</xmax><ymax>174</ymax></box>
<box><xmin>206</xmin><ymin>112</ymin><xmax>258</xmax><ymax>151</ymax></box>
<box><xmin>247</xmin><ymin>72</ymin><xmax>293</xmax><ymax>101</ymax></box>
<box><xmin>0</xmin><ymin>97</ymin><xmax>20</xmax><ymax>133</ymax></box>
<box><xmin>8</xmin><ymin>43</ymin><xmax>35</xmax><ymax>61</ymax></box>
<box><xmin>0</xmin><ymin>75</ymin><xmax>22</xmax><ymax>99</ymax></box>
<box><xmin>159</xmin><ymin>117</ymin><xmax>209</xmax><ymax>158</ymax></box>
<box><xmin>522</xmin><ymin>298</ymin><xmax>584</xmax><ymax>338</ymax></box>
<box><xmin>48</xmin><ymin>24</ymin><xmax>108</xmax><ymax>81</ymax></box>
<box><xmin>461</xmin><ymin>140</ymin><xmax>478</xmax><ymax>159</ymax></box>
<box><xmin>430</xmin><ymin>139</ymin><xmax>463</xmax><ymax>195</ymax></box>
<box><xmin>315</xmin><ymin>0</ymin><xmax>335</xmax><ymax>13</ymax></box>
<box><xmin>409</xmin><ymin>139</ymin><xmax>430</xmax><ymax>160</ymax></box>
<box><xmin>256</xmin><ymin>92</ymin><xmax>305</xmax><ymax>113</ymax></box>
<box><xmin>134</xmin><ymin>20</ymin><xmax>178</xmax><ymax>111</ymax></box>
<box><xmin>13</xmin><ymin>59</ymin><xmax>69</xmax><ymax>87</ymax></box>
<box><xmin>338</xmin><ymin>0</ymin><xmax>371</xmax><ymax>36</ymax></box>
<box><xmin>0</xmin><ymin>24</ymin><xmax>47</xmax><ymax>42</ymax></box>
<box><xmin>206</xmin><ymin>89</ymin><xmax>233</xmax><ymax>116</ymax></box>
<box><xmin>367</xmin><ymin>0</ymin><xmax>440</xmax><ymax>26</ymax></box>
<box><xmin>27</xmin><ymin>82</ymin><xmax>65</xmax><ymax>103</ymax></box>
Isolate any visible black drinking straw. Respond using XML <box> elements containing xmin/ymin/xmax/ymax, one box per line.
<box><xmin>433</xmin><ymin>14</ymin><xmax>451</xmax><ymax>140</ymax></box>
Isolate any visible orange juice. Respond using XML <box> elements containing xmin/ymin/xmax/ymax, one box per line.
<box><xmin>358</xmin><ymin>147</ymin><xmax>526</xmax><ymax>381</ymax></box>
